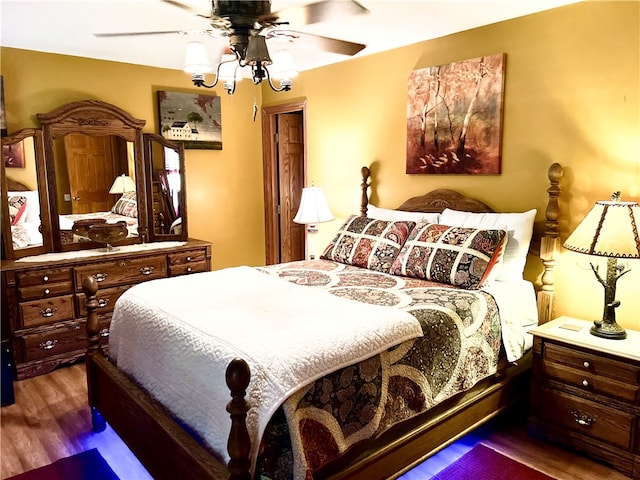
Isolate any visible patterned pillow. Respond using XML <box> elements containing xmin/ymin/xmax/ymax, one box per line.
<box><xmin>8</xmin><ymin>196</ymin><xmax>28</xmax><ymax>225</ymax></box>
<box><xmin>111</xmin><ymin>192</ymin><xmax>138</xmax><ymax>218</ymax></box>
<box><xmin>321</xmin><ymin>216</ymin><xmax>415</xmax><ymax>273</ymax></box>
<box><xmin>390</xmin><ymin>223</ymin><xmax>507</xmax><ymax>289</ymax></box>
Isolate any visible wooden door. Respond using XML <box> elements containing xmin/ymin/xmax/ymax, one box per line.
<box><xmin>64</xmin><ymin>134</ymin><xmax>118</xmax><ymax>214</ymax></box>
<box><xmin>277</xmin><ymin>113</ymin><xmax>305</xmax><ymax>263</ymax></box>
<box><xmin>262</xmin><ymin>101</ymin><xmax>307</xmax><ymax>265</ymax></box>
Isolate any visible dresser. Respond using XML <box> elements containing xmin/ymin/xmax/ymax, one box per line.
<box><xmin>1</xmin><ymin>239</ymin><xmax>211</xmax><ymax>379</ymax></box>
<box><xmin>528</xmin><ymin>317</ymin><xmax>640</xmax><ymax>479</ymax></box>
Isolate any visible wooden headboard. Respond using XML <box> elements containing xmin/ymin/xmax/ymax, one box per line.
<box><xmin>358</xmin><ymin>163</ymin><xmax>564</xmax><ymax>325</ymax></box>
<box><xmin>6</xmin><ymin>178</ymin><xmax>32</xmax><ymax>192</ymax></box>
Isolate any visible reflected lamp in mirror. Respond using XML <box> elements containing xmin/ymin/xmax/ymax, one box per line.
<box><xmin>563</xmin><ymin>193</ymin><xmax>640</xmax><ymax>339</ymax></box>
<box><xmin>293</xmin><ymin>185</ymin><xmax>334</xmax><ymax>234</ymax></box>
<box><xmin>109</xmin><ymin>174</ymin><xmax>136</xmax><ymax>194</ymax></box>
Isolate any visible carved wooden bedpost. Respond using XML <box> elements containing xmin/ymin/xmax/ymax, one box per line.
<box><xmin>537</xmin><ymin>162</ymin><xmax>564</xmax><ymax>324</ymax></box>
<box><xmin>83</xmin><ymin>275</ymin><xmax>106</xmax><ymax>432</ymax></box>
<box><xmin>360</xmin><ymin>166</ymin><xmax>371</xmax><ymax>216</ymax></box>
<box><xmin>226</xmin><ymin>358</ymin><xmax>252</xmax><ymax>480</ymax></box>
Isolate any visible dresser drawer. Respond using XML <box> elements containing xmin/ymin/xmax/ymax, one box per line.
<box><xmin>17</xmin><ymin>268</ymin><xmax>72</xmax><ymax>288</ymax></box>
<box><xmin>76</xmin><ymin>285</ymin><xmax>131</xmax><ymax>317</ymax></box>
<box><xmin>168</xmin><ymin>249</ymin><xmax>208</xmax><ymax>276</ymax></box>
<box><xmin>74</xmin><ymin>255</ymin><xmax>167</xmax><ymax>289</ymax></box>
<box><xmin>18</xmin><ymin>294</ymin><xmax>75</xmax><ymax>329</ymax></box>
<box><xmin>17</xmin><ymin>321</ymin><xmax>86</xmax><ymax>362</ymax></box>
<box><xmin>19</xmin><ymin>281</ymin><xmax>73</xmax><ymax>301</ymax></box>
<box><xmin>544</xmin><ymin>343</ymin><xmax>640</xmax><ymax>385</ymax></box>
<box><xmin>541</xmin><ymin>387</ymin><xmax>635</xmax><ymax>450</ymax></box>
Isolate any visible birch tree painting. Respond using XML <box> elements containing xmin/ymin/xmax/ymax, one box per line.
<box><xmin>406</xmin><ymin>54</ymin><xmax>505</xmax><ymax>174</ymax></box>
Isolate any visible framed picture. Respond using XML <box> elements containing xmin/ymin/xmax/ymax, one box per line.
<box><xmin>406</xmin><ymin>53</ymin><xmax>505</xmax><ymax>174</ymax></box>
<box><xmin>3</xmin><ymin>141</ymin><xmax>25</xmax><ymax>168</ymax></box>
<box><xmin>157</xmin><ymin>91</ymin><xmax>222</xmax><ymax>150</ymax></box>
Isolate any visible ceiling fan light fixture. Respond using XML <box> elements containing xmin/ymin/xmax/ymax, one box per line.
<box><xmin>183</xmin><ymin>41</ymin><xmax>213</xmax><ymax>74</ymax></box>
<box><xmin>245</xmin><ymin>36</ymin><xmax>272</xmax><ymax>66</ymax></box>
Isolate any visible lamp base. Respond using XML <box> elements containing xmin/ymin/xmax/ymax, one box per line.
<box><xmin>590</xmin><ymin>321</ymin><xmax>627</xmax><ymax>340</ymax></box>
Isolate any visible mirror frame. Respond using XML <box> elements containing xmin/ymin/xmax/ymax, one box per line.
<box><xmin>37</xmin><ymin>100</ymin><xmax>148</xmax><ymax>252</ymax></box>
<box><xmin>1</xmin><ymin>128</ymin><xmax>52</xmax><ymax>260</ymax></box>
<box><xmin>144</xmin><ymin>133</ymin><xmax>188</xmax><ymax>242</ymax></box>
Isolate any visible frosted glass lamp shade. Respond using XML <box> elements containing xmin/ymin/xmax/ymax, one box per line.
<box><xmin>217</xmin><ymin>54</ymin><xmax>243</xmax><ymax>83</ymax></box>
<box><xmin>183</xmin><ymin>41</ymin><xmax>213</xmax><ymax>74</ymax></box>
<box><xmin>270</xmin><ymin>50</ymin><xmax>298</xmax><ymax>80</ymax></box>
<box><xmin>109</xmin><ymin>174</ymin><xmax>136</xmax><ymax>194</ymax></box>
<box><xmin>293</xmin><ymin>186</ymin><xmax>334</xmax><ymax>225</ymax></box>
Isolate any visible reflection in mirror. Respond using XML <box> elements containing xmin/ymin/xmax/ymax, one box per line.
<box><xmin>1</xmin><ymin>128</ymin><xmax>50</xmax><ymax>259</ymax></box>
<box><xmin>144</xmin><ymin>133</ymin><xmax>187</xmax><ymax>241</ymax></box>
<box><xmin>51</xmin><ymin>134</ymin><xmax>140</xmax><ymax>245</ymax></box>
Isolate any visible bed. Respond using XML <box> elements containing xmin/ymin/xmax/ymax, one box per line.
<box><xmin>83</xmin><ymin>162</ymin><xmax>563</xmax><ymax>480</ymax></box>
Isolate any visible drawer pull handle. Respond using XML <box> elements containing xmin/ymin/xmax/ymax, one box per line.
<box><xmin>43</xmin><ymin>275</ymin><xmax>49</xmax><ymax>282</ymax></box>
<box><xmin>40</xmin><ymin>339</ymin><xmax>58</xmax><ymax>351</ymax></box>
<box><xmin>99</xmin><ymin>328</ymin><xmax>110</xmax><ymax>337</ymax></box>
<box><xmin>43</xmin><ymin>288</ymin><xmax>50</xmax><ymax>295</ymax></box>
<box><xmin>582</xmin><ymin>379</ymin><xmax>589</xmax><ymax>387</ymax></box>
<box><xmin>571</xmin><ymin>411</ymin><xmax>595</xmax><ymax>427</ymax></box>
<box><xmin>139</xmin><ymin>266</ymin><xmax>154</xmax><ymax>275</ymax></box>
<box><xmin>186</xmin><ymin>256</ymin><xmax>191</xmax><ymax>262</ymax></box>
<box><xmin>93</xmin><ymin>273</ymin><xmax>108</xmax><ymax>282</ymax></box>
<box><xmin>97</xmin><ymin>298</ymin><xmax>109</xmax><ymax>308</ymax></box>
<box><xmin>583</xmin><ymin>361</ymin><xmax>590</xmax><ymax>368</ymax></box>
<box><xmin>39</xmin><ymin>307</ymin><xmax>58</xmax><ymax>318</ymax></box>
<box><xmin>187</xmin><ymin>267</ymin><xmax>192</xmax><ymax>272</ymax></box>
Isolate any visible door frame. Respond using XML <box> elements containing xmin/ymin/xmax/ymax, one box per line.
<box><xmin>261</xmin><ymin>100</ymin><xmax>307</xmax><ymax>265</ymax></box>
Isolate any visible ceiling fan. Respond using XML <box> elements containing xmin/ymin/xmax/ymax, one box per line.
<box><xmin>95</xmin><ymin>0</ymin><xmax>368</xmax><ymax>57</ymax></box>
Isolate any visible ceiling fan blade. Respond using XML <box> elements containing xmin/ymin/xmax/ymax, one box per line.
<box><xmin>283</xmin><ymin>30</ymin><xmax>365</xmax><ymax>56</ymax></box>
<box><xmin>94</xmin><ymin>30</ymin><xmax>185</xmax><ymax>38</ymax></box>
<box><xmin>162</xmin><ymin>0</ymin><xmax>212</xmax><ymax>19</ymax></box>
<box><xmin>275</xmin><ymin>0</ymin><xmax>369</xmax><ymax>26</ymax></box>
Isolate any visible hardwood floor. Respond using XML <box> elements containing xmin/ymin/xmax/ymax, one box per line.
<box><xmin>0</xmin><ymin>362</ymin><xmax>631</xmax><ymax>480</ymax></box>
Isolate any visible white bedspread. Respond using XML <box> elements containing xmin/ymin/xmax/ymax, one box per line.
<box><xmin>108</xmin><ymin>266</ymin><xmax>422</xmax><ymax>471</ymax></box>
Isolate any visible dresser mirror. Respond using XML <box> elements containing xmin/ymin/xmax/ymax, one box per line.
<box><xmin>144</xmin><ymin>133</ymin><xmax>188</xmax><ymax>242</ymax></box>
<box><xmin>1</xmin><ymin>128</ymin><xmax>52</xmax><ymax>259</ymax></box>
<box><xmin>37</xmin><ymin>100</ymin><xmax>149</xmax><ymax>252</ymax></box>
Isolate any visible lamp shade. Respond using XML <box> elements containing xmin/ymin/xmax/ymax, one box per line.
<box><xmin>293</xmin><ymin>186</ymin><xmax>334</xmax><ymax>225</ymax></box>
<box><xmin>109</xmin><ymin>174</ymin><xmax>136</xmax><ymax>194</ymax></box>
<box><xmin>563</xmin><ymin>200</ymin><xmax>640</xmax><ymax>258</ymax></box>
<box><xmin>183</xmin><ymin>41</ymin><xmax>213</xmax><ymax>74</ymax></box>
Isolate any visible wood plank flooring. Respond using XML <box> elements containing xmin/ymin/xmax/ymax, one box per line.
<box><xmin>0</xmin><ymin>362</ymin><xmax>631</xmax><ymax>479</ymax></box>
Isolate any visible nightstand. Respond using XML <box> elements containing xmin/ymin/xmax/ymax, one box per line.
<box><xmin>528</xmin><ymin>316</ymin><xmax>640</xmax><ymax>479</ymax></box>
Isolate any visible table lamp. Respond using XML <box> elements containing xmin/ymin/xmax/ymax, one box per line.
<box><xmin>293</xmin><ymin>185</ymin><xmax>334</xmax><ymax>234</ymax></box>
<box><xmin>109</xmin><ymin>174</ymin><xmax>136</xmax><ymax>194</ymax></box>
<box><xmin>563</xmin><ymin>193</ymin><xmax>640</xmax><ymax>339</ymax></box>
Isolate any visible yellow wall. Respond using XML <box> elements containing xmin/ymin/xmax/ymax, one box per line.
<box><xmin>264</xmin><ymin>1</ymin><xmax>640</xmax><ymax>330</ymax></box>
<box><xmin>2</xmin><ymin>1</ymin><xmax>639</xmax><ymax>330</ymax></box>
<box><xmin>0</xmin><ymin>48</ymin><xmax>266</xmax><ymax>268</ymax></box>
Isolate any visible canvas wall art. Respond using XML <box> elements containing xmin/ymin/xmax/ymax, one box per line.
<box><xmin>406</xmin><ymin>53</ymin><xmax>505</xmax><ymax>174</ymax></box>
<box><xmin>157</xmin><ymin>91</ymin><xmax>222</xmax><ymax>150</ymax></box>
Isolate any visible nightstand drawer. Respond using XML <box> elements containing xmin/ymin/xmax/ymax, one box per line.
<box><xmin>544</xmin><ymin>361</ymin><xmax>640</xmax><ymax>403</ymax></box>
<box><xmin>545</xmin><ymin>343</ymin><xmax>640</xmax><ymax>385</ymax></box>
<box><xmin>541</xmin><ymin>387</ymin><xmax>634</xmax><ymax>450</ymax></box>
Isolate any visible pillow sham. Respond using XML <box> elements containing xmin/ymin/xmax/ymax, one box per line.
<box><xmin>321</xmin><ymin>215</ymin><xmax>415</xmax><ymax>273</ymax></box>
<box><xmin>111</xmin><ymin>191</ymin><xmax>138</xmax><ymax>218</ymax></box>
<box><xmin>390</xmin><ymin>223</ymin><xmax>507</xmax><ymax>289</ymax></box>
<box><xmin>367</xmin><ymin>204</ymin><xmax>440</xmax><ymax>224</ymax></box>
<box><xmin>439</xmin><ymin>208</ymin><xmax>536</xmax><ymax>282</ymax></box>
<box><xmin>8</xmin><ymin>195</ymin><xmax>27</xmax><ymax>225</ymax></box>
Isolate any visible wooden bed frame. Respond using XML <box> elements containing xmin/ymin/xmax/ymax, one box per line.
<box><xmin>83</xmin><ymin>162</ymin><xmax>563</xmax><ymax>480</ymax></box>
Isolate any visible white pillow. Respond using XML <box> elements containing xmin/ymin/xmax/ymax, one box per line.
<box><xmin>367</xmin><ymin>204</ymin><xmax>440</xmax><ymax>224</ymax></box>
<box><xmin>8</xmin><ymin>190</ymin><xmax>41</xmax><ymax>224</ymax></box>
<box><xmin>439</xmin><ymin>208</ymin><xmax>537</xmax><ymax>282</ymax></box>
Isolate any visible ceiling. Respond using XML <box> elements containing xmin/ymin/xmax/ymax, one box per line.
<box><xmin>1</xmin><ymin>0</ymin><xmax>581</xmax><ymax>74</ymax></box>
